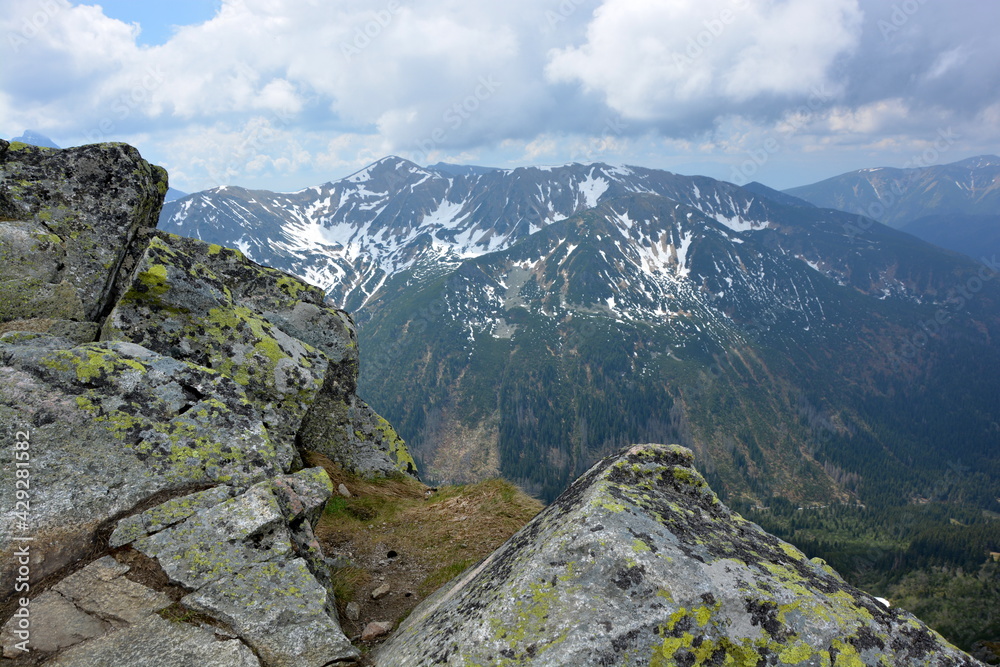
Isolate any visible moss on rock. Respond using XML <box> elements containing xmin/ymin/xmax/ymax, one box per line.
<box><xmin>0</xmin><ymin>141</ymin><xmax>165</xmax><ymax>322</ymax></box>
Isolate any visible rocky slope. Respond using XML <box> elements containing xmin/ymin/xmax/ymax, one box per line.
<box><xmin>0</xmin><ymin>140</ymin><xmax>986</xmax><ymax>665</ymax></box>
<box><xmin>0</xmin><ymin>139</ymin><xmax>413</xmax><ymax>665</ymax></box>
<box><xmin>378</xmin><ymin>444</ymin><xmax>982</xmax><ymax>666</ymax></box>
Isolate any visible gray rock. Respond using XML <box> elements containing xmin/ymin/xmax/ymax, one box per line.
<box><xmin>110</xmin><ymin>486</ymin><xmax>236</xmax><ymax>548</ymax></box>
<box><xmin>0</xmin><ymin>555</ymin><xmax>175</xmax><ymax>658</ymax></box>
<box><xmin>377</xmin><ymin>444</ymin><xmax>986</xmax><ymax>667</ymax></box>
<box><xmin>0</xmin><ymin>590</ymin><xmax>110</xmax><ymax>656</ymax></box>
<box><xmin>100</xmin><ymin>232</ymin><xmax>344</xmax><ymax>470</ymax></box>
<box><xmin>43</xmin><ymin>613</ymin><xmax>260</xmax><ymax>667</ymax></box>
<box><xmin>184</xmin><ymin>557</ymin><xmax>359</xmax><ymax>666</ymax></box>
<box><xmin>100</xmin><ymin>231</ymin><xmax>401</xmax><ymax>475</ymax></box>
<box><xmin>0</xmin><ymin>339</ymin><xmax>279</xmax><ymax>601</ymax></box>
<box><xmin>300</xmin><ymin>387</ymin><xmax>417</xmax><ymax>478</ymax></box>
<box><xmin>52</xmin><ymin>556</ymin><xmax>172</xmax><ymax>625</ymax></box>
<box><xmin>0</xmin><ymin>318</ymin><xmax>100</xmax><ymax>343</ymax></box>
<box><xmin>0</xmin><ymin>140</ymin><xmax>166</xmax><ymax>323</ymax></box>
<box><xmin>371</xmin><ymin>584</ymin><xmax>391</xmax><ymax>600</ymax></box>
<box><xmin>338</xmin><ymin>483</ymin><xmax>352</xmax><ymax>498</ymax></box>
<box><xmin>135</xmin><ymin>480</ymin><xmax>293</xmax><ymax>591</ymax></box>
<box><xmin>129</xmin><ymin>469</ymin><xmax>358</xmax><ymax>666</ymax></box>
<box><xmin>345</xmin><ymin>601</ymin><xmax>361</xmax><ymax>621</ymax></box>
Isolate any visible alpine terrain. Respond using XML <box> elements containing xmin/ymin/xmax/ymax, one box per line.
<box><xmin>785</xmin><ymin>155</ymin><xmax>1000</xmax><ymax>261</ymax></box>
<box><xmin>160</xmin><ymin>157</ymin><xmax>1000</xmax><ymax>654</ymax></box>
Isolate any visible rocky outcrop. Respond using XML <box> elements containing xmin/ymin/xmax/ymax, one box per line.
<box><xmin>0</xmin><ymin>139</ymin><xmax>166</xmax><ymax>327</ymax></box>
<box><xmin>0</xmin><ymin>142</ymin><xmax>415</xmax><ymax>665</ymax></box>
<box><xmin>0</xmin><ymin>336</ymin><xmax>281</xmax><ymax>591</ymax></box>
<box><xmin>377</xmin><ymin>444</ymin><xmax>984</xmax><ymax>666</ymax></box>
<box><xmin>101</xmin><ymin>230</ymin><xmax>415</xmax><ymax>476</ymax></box>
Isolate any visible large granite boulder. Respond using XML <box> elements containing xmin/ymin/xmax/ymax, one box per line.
<box><xmin>299</xmin><ymin>371</ymin><xmax>418</xmax><ymax>478</ymax></box>
<box><xmin>116</xmin><ymin>468</ymin><xmax>359</xmax><ymax>666</ymax></box>
<box><xmin>0</xmin><ymin>141</ymin><xmax>406</xmax><ymax>666</ymax></box>
<box><xmin>0</xmin><ymin>335</ymin><xmax>281</xmax><ymax>600</ymax></box>
<box><xmin>377</xmin><ymin>444</ymin><xmax>984</xmax><ymax>666</ymax></box>
<box><xmin>102</xmin><ymin>231</ymin><xmax>416</xmax><ymax>477</ymax></box>
<box><xmin>0</xmin><ymin>139</ymin><xmax>166</xmax><ymax>326</ymax></box>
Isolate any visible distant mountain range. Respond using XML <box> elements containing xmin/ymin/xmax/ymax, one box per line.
<box><xmin>159</xmin><ymin>158</ymin><xmax>1000</xmax><ymax>518</ymax></box>
<box><xmin>10</xmin><ymin>129</ymin><xmax>60</xmax><ymax>148</ymax></box>
<box><xmin>785</xmin><ymin>155</ymin><xmax>1000</xmax><ymax>261</ymax></box>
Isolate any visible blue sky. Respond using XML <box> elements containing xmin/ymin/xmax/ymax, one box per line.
<box><xmin>2</xmin><ymin>0</ymin><xmax>999</xmax><ymax>194</ymax></box>
<box><xmin>89</xmin><ymin>1</ymin><xmax>221</xmax><ymax>46</ymax></box>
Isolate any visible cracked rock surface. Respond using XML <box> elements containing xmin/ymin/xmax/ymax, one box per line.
<box><xmin>377</xmin><ymin>444</ymin><xmax>985</xmax><ymax>666</ymax></box>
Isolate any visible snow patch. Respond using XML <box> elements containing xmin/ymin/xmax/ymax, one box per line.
<box><xmin>578</xmin><ymin>172</ymin><xmax>610</xmax><ymax>208</ymax></box>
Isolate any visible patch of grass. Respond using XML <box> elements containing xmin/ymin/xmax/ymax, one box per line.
<box><xmin>419</xmin><ymin>559</ymin><xmax>476</xmax><ymax>596</ymax></box>
<box><xmin>157</xmin><ymin>602</ymin><xmax>217</xmax><ymax>626</ymax></box>
<box><xmin>331</xmin><ymin>565</ymin><xmax>371</xmax><ymax>604</ymax></box>
<box><xmin>305</xmin><ymin>451</ymin><xmax>543</xmax><ymax>637</ymax></box>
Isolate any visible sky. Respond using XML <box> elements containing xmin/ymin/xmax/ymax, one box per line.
<box><xmin>2</xmin><ymin>0</ymin><xmax>999</xmax><ymax>194</ymax></box>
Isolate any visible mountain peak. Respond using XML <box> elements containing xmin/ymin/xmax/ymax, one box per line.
<box><xmin>10</xmin><ymin>129</ymin><xmax>60</xmax><ymax>148</ymax></box>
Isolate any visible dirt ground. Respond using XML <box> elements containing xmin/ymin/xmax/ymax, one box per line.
<box><xmin>306</xmin><ymin>452</ymin><xmax>543</xmax><ymax>661</ymax></box>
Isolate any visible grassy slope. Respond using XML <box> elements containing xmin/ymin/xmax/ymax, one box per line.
<box><xmin>305</xmin><ymin>452</ymin><xmax>543</xmax><ymax>660</ymax></box>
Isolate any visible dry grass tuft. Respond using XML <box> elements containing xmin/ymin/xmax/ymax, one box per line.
<box><xmin>304</xmin><ymin>451</ymin><xmax>543</xmax><ymax>651</ymax></box>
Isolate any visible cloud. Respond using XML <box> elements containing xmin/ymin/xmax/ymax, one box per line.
<box><xmin>1</xmin><ymin>0</ymin><xmax>998</xmax><ymax>192</ymax></box>
<box><xmin>545</xmin><ymin>0</ymin><xmax>863</xmax><ymax>129</ymax></box>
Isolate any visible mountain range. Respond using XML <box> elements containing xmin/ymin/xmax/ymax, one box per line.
<box><xmin>785</xmin><ymin>155</ymin><xmax>1000</xmax><ymax>261</ymax></box>
<box><xmin>157</xmin><ymin>156</ymin><xmax>1000</xmax><ymax>649</ymax></box>
<box><xmin>159</xmin><ymin>158</ymin><xmax>1000</xmax><ymax>506</ymax></box>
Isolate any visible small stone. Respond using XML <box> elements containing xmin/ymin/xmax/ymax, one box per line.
<box><xmin>338</xmin><ymin>483</ymin><xmax>351</xmax><ymax>498</ymax></box>
<box><xmin>345</xmin><ymin>602</ymin><xmax>360</xmax><ymax>621</ymax></box>
<box><xmin>361</xmin><ymin>621</ymin><xmax>392</xmax><ymax>641</ymax></box>
<box><xmin>371</xmin><ymin>584</ymin><xmax>391</xmax><ymax>600</ymax></box>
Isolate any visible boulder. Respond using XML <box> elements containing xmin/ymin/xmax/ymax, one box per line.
<box><xmin>299</xmin><ymin>377</ymin><xmax>417</xmax><ymax>478</ymax></box>
<box><xmin>0</xmin><ymin>556</ymin><xmax>172</xmax><ymax>656</ymax></box>
<box><xmin>376</xmin><ymin>444</ymin><xmax>985</xmax><ymax>666</ymax></box>
<box><xmin>100</xmin><ymin>232</ymin><xmax>348</xmax><ymax>469</ymax></box>
<box><xmin>0</xmin><ymin>337</ymin><xmax>280</xmax><ymax>599</ymax></box>
<box><xmin>0</xmin><ymin>140</ymin><xmax>166</xmax><ymax>325</ymax></box>
<box><xmin>101</xmin><ymin>231</ymin><xmax>415</xmax><ymax>476</ymax></box>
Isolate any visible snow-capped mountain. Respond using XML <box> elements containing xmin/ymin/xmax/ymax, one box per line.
<box><xmin>161</xmin><ymin>157</ymin><xmax>791</xmax><ymax>311</ymax></box>
<box><xmin>160</xmin><ymin>158</ymin><xmax>1000</xmax><ymax>511</ymax></box>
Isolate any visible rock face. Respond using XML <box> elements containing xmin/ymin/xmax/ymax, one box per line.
<box><xmin>0</xmin><ymin>139</ymin><xmax>166</xmax><ymax>325</ymax></box>
<box><xmin>377</xmin><ymin>444</ymin><xmax>984</xmax><ymax>666</ymax></box>
<box><xmin>0</xmin><ymin>141</ymin><xmax>415</xmax><ymax>666</ymax></box>
<box><xmin>0</xmin><ymin>337</ymin><xmax>280</xmax><ymax>589</ymax></box>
